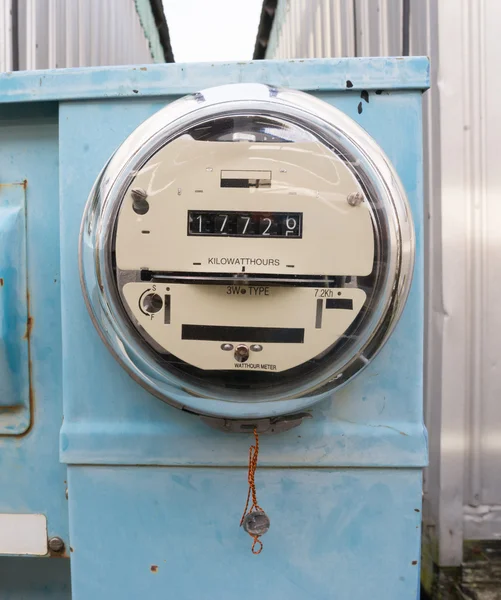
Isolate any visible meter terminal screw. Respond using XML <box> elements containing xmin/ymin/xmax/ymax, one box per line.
<box><xmin>250</xmin><ymin>344</ymin><xmax>263</xmax><ymax>352</ymax></box>
<box><xmin>131</xmin><ymin>188</ymin><xmax>149</xmax><ymax>215</ymax></box>
<box><xmin>234</xmin><ymin>344</ymin><xmax>250</xmax><ymax>363</ymax></box>
<box><xmin>221</xmin><ymin>343</ymin><xmax>234</xmax><ymax>351</ymax></box>
<box><xmin>48</xmin><ymin>537</ymin><xmax>65</xmax><ymax>553</ymax></box>
<box><xmin>142</xmin><ymin>293</ymin><xmax>163</xmax><ymax>313</ymax></box>
<box><xmin>347</xmin><ymin>192</ymin><xmax>364</xmax><ymax>207</ymax></box>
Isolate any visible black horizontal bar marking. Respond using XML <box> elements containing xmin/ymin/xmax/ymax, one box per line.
<box><xmin>326</xmin><ymin>298</ymin><xmax>354</xmax><ymax>310</ymax></box>
<box><xmin>182</xmin><ymin>325</ymin><xmax>304</xmax><ymax>343</ymax></box>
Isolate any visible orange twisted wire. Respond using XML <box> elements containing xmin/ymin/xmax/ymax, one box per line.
<box><xmin>240</xmin><ymin>428</ymin><xmax>264</xmax><ymax>554</ymax></box>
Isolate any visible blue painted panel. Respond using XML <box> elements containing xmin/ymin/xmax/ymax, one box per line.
<box><xmin>0</xmin><ymin>182</ymin><xmax>30</xmax><ymax>435</ymax></box>
<box><xmin>0</xmin><ymin>58</ymin><xmax>429</xmax><ymax>105</ymax></box>
<box><xmin>0</xmin><ymin>104</ymin><xmax>69</xmax><ymax>550</ymax></box>
<box><xmin>59</xmin><ymin>89</ymin><xmax>426</xmax><ymax>467</ymax></box>
<box><xmin>68</xmin><ymin>466</ymin><xmax>422</xmax><ymax>600</ymax></box>
<box><xmin>0</xmin><ymin>557</ymin><xmax>71</xmax><ymax>599</ymax></box>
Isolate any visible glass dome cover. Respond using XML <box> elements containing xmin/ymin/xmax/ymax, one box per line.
<box><xmin>80</xmin><ymin>83</ymin><xmax>414</xmax><ymax>420</ymax></box>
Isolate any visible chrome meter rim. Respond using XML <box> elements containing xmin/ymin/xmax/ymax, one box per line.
<box><xmin>80</xmin><ymin>83</ymin><xmax>414</xmax><ymax>419</ymax></box>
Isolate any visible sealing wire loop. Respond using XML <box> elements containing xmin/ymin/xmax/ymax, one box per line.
<box><xmin>240</xmin><ymin>428</ymin><xmax>264</xmax><ymax>554</ymax></box>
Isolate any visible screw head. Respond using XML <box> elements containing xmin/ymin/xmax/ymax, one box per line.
<box><xmin>234</xmin><ymin>344</ymin><xmax>249</xmax><ymax>363</ymax></box>
<box><xmin>250</xmin><ymin>344</ymin><xmax>263</xmax><ymax>352</ymax></box>
<box><xmin>347</xmin><ymin>192</ymin><xmax>364</xmax><ymax>207</ymax></box>
<box><xmin>221</xmin><ymin>343</ymin><xmax>234</xmax><ymax>351</ymax></box>
<box><xmin>131</xmin><ymin>188</ymin><xmax>149</xmax><ymax>215</ymax></box>
<box><xmin>48</xmin><ymin>537</ymin><xmax>65</xmax><ymax>553</ymax></box>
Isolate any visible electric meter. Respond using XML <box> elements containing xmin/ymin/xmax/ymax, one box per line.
<box><xmin>80</xmin><ymin>83</ymin><xmax>414</xmax><ymax>424</ymax></box>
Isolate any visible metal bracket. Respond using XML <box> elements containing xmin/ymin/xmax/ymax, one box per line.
<box><xmin>199</xmin><ymin>412</ymin><xmax>312</xmax><ymax>434</ymax></box>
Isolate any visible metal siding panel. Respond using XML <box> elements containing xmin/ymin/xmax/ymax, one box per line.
<box><xmin>331</xmin><ymin>0</ymin><xmax>344</xmax><ymax>57</ymax></box>
<box><xmin>342</xmin><ymin>0</ymin><xmax>356</xmax><ymax>57</ymax></box>
<box><xmin>425</xmin><ymin>0</ymin><xmax>501</xmax><ymax>562</ymax></box>
<box><xmin>0</xmin><ymin>0</ymin><xmax>13</xmax><ymax>71</ymax></box>
<box><xmin>314</xmin><ymin>0</ymin><xmax>323</xmax><ymax>57</ymax></box>
<box><xmin>35</xmin><ymin>0</ymin><xmax>49</xmax><ymax>69</ymax></box>
<box><xmin>308</xmin><ymin>2</ymin><xmax>315</xmax><ymax>57</ymax></box>
<box><xmin>65</xmin><ymin>0</ymin><xmax>78</xmax><ymax>68</ymax></box>
<box><xmin>385</xmin><ymin>0</ymin><xmax>403</xmax><ymax>56</ymax></box>
<box><xmin>90</xmin><ymin>0</ymin><xmax>99</xmax><ymax>66</ymax></box>
<box><xmin>291</xmin><ymin>0</ymin><xmax>298</xmax><ymax>57</ymax></box>
<box><xmin>320</xmin><ymin>0</ymin><xmax>331</xmax><ymax>57</ymax></box>
<box><xmin>432</xmin><ymin>0</ymin><xmax>468</xmax><ymax>565</ymax></box>
<box><xmin>24</xmin><ymin>0</ymin><xmax>36</xmax><ymax>69</ymax></box>
<box><xmin>474</xmin><ymin>0</ymin><xmax>501</xmax><ymax>507</ymax></box>
<box><xmin>48</xmin><ymin>0</ymin><xmax>56</xmax><ymax>68</ymax></box>
<box><xmin>99</xmin><ymin>0</ymin><xmax>108</xmax><ymax>66</ymax></box>
<box><xmin>300</xmin><ymin>0</ymin><xmax>307</xmax><ymax>57</ymax></box>
<box><xmin>355</xmin><ymin>0</ymin><xmax>383</xmax><ymax>56</ymax></box>
<box><xmin>77</xmin><ymin>0</ymin><xmax>89</xmax><ymax>67</ymax></box>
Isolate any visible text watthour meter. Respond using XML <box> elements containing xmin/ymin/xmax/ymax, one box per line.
<box><xmin>80</xmin><ymin>83</ymin><xmax>414</xmax><ymax>427</ymax></box>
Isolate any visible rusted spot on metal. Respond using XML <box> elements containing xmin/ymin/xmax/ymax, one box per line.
<box><xmin>0</xmin><ymin>180</ymin><xmax>27</xmax><ymax>189</ymax></box>
<box><xmin>49</xmin><ymin>548</ymin><xmax>70</xmax><ymax>559</ymax></box>
<box><xmin>412</xmin><ymin>560</ymin><xmax>418</xmax><ymax>565</ymax></box>
<box><xmin>70</xmin><ymin>547</ymin><xmax>74</xmax><ymax>553</ymax></box>
<box><xmin>0</xmin><ymin>278</ymin><xmax>3</xmax><ymax>286</ymax></box>
<box><xmin>140</xmin><ymin>67</ymin><xmax>148</xmax><ymax>71</ymax></box>
<box><xmin>23</xmin><ymin>315</ymin><xmax>33</xmax><ymax>340</ymax></box>
<box><xmin>0</xmin><ymin>405</ymin><xmax>24</xmax><ymax>413</ymax></box>
<box><xmin>150</xmin><ymin>565</ymin><xmax>158</xmax><ymax>573</ymax></box>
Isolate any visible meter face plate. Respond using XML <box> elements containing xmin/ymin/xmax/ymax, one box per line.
<box><xmin>114</xmin><ymin>117</ymin><xmax>374</xmax><ymax>374</ymax></box>
<box><xmin>80</xmin><ymin>84</ymin><xmax>414</xmax><ymax>413</ymax></box>
<box><xmin>122</xmin><ymin>283</ymin><xmax>367</xmax><ymax>372</ymax></box>
<box><xmin>115</xmin><ymin>133</ymin><xmax>374</xmax><ymax>276</ymax></box>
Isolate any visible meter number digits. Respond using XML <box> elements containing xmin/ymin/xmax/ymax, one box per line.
<box><xmin>188</xmin><ymin>211</ymin><xmax>302</xmax><ymax>238</ymax></box>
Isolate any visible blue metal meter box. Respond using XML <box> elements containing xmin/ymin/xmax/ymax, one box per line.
<box><xmin>0</xmin><ymin>58</ymin><xmax>429</xmax><ymax>600</ymax></box>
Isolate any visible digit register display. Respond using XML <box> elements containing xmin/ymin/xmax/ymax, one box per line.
<box><xmin>188</xmin><ymin>211</ymin><xmax>302</xmax><ymax>238</ymax></box>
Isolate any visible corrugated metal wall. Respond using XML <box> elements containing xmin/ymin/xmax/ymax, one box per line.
<box><xmin>0</xmin><ymin>0</ymin><xmax>163</xmax><ymax>72</ymax></box>
<box><xmin>263</xmin><ymin>0</ymin><xmax>501</xmax><ymax>568</ymax></box>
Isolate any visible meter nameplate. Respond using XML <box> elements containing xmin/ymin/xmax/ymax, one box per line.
<box><xmin>115</xmin><ymin>136</ymin><xmax>374</xmax><ymax>276</ymax></box>
<box><xmin>122</xmin><ymin>283</ymin><xmax>366</xmax><ymax>372</ymax></box>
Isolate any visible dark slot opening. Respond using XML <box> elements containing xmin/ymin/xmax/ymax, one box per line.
<box><xmin>220</xmin><ymin>178</ymin><xmax>271</xmax><ymax>188</ymax></box>
<box><xmin>220</xmin><ymin>170</ymin><xmax>271</xmax><ymax>188</ymax></box>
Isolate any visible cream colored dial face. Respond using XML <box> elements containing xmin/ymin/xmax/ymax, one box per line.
<box><xmin>115</xmin><ymin>135</ymin><xmax>374</xmax><ymax>276</ymax></box>
<box><xmin>114</xmin><ymin>133</ymin><xmax>375</xmax><ymax>372</ymax></box>
<box><xmin>123</xmin><ymin>283</ymin><xmax>366</xmax><ymax>372</ymax></box>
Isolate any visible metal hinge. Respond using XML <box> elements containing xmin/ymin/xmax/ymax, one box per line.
<box><xmin>199</xmin><ymin>412</ymin><xmax>312</xmax><ymax>434</ymax></box>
